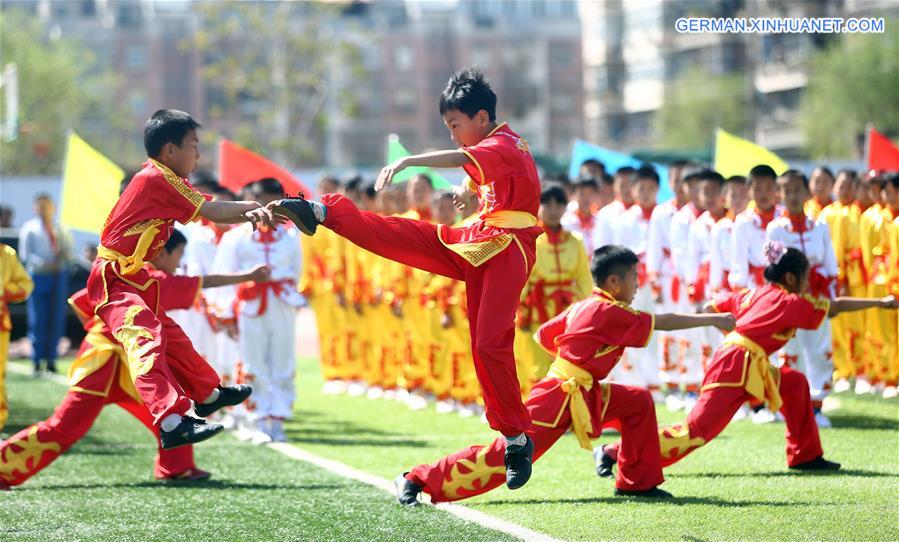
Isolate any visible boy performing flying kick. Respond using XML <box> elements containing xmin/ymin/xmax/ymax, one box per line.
<box><xmin>392</xmin><ymin>246</ymin><xmax>735</xmax><ymax>505</ymax></box>
<box><xmin>272</xmin><ymin>69</ymin><xmax>543</xmax><ymax>489</ymax></box>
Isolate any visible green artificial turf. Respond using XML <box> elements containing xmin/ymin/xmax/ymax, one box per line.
<box><xmin>3</xmin><ymin>355</ymin><xmax>897</xmax><ymax>541</ymax></box>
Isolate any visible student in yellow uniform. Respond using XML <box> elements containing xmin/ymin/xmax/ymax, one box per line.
<box><xmin>397</xmin><ymin>174</ymin><xmax>436</xmax><ymax>410</ymax></box>
<box><xmin>301</xmin><ymin>176</ymin><xmax>343</xmax><ymax>390</ymax></box>
<box><xmin>0</xmin><ymin>244</ymin><xmax>34</xmax><ymax>430</ymax></box>
<box><xmin>859</xmin><ymin>174</ymin><xmax>894</xmax><ymax>395</ymax></box>
<box><xmin>804</xmin><ymin>166</ymin><xmax>835</xmax><ymax>220</ymax></box>
<box><xmin>515</xmin><ymin>184</ymin><xmax>592</xmax><ymax>395</ymax></box>
<box><xmin>818</xmin><ymin>170</ymin><xmax>866</xmax><ymax>390</ymax></box>
<box><xmin>427</xmin><ymin>191</ymin><xmax>461</xmax><ymax>413</ymax></box>
<box><xmin>875</xmin><ymin>174</ymin><xmax>898</xmax><ymax>398</ymax></box>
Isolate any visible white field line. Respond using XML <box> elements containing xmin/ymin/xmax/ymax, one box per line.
<box><xmin>8</xmin><ymin>361</ymin><xmax>565</xmax><ymax>542</ymax></box>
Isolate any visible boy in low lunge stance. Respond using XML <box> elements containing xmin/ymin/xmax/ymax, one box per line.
<box><xmin>392</xmin><ymin>246</ymin><xmax>735</xmax><ymax>505</ymax></box>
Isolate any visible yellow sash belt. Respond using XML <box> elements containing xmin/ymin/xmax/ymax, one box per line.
<box><xmin>547</xmin><ymin>357</ymin><xmax>595</xmax><ymax>450</ymax></box>
<box><xmin>719</xmin><ymin>332</ymin><xmax>782</xmax><ymax>411</ymax></box>
<box><xmin>483</xmin><ymin>210</ymin><xmax>537</xmax><ymax>229</ymax></box>
<box><xmin>97</xmin><ymin>221</ymin><xmax>162</xmax><ymax>276</ymax></box>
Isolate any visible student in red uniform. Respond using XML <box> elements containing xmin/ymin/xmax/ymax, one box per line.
<box><xmin>597</xmin><ymin>242</ymin><xmax>897</xmax><ymax>477</ymax></box>
<box><xmin>87</xmin><ymin>109</ymin><xmax>278</xmax><ymax>449</ymax></box>
<box><xmin>0</xmin><ymin>231</ymin><xmax>270</xmax><ymax>489</ymax></box>
<box><xmin>391</xmin><ymin>246</ymin><xmax>735</xmax><ymax>505</ymax></box>
<box><xmin>273</xmin><ymin>69</ymin><xmax>544</xmax><ymax>489</ymax></box>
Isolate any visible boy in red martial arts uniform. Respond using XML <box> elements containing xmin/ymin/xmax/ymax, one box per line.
<box><xmin>391</xmin><ymin>245</ymin><xmax>735</xmax><ymax>505</ymax></box>
<box><xmin>0</xmin><ymin>230</ymin><xmax>269</xmax><ymax>489</ymax></box>
<box><xmin>272</xmin><ymin>69</ymin><xmax>544</xmax><ymax>489</ymax></box>
<box><xmin>596</xmin><ymin>242</ymin><xmax>897</xmax><ymax>478</ymax></box>
<box><xmin>88</xmin><ymin>109</ymin><xmax>278</xmax><ymax>449</ymax></box>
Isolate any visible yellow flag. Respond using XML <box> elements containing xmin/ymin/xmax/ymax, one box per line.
<box><xmin>713</xmin><ymin>128</ymin><xmax>789</xmax><ymax>179</ymax></box>
<box><xmin>60</xmin><ymin>132</ymin><xmax>124</xmax><ymax>234</ymax></box>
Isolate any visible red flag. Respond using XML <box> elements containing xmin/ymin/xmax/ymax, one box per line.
<box><xmin>867</xmin><ymin>127</ymin><xmax>899</xmax><ymax>171</ymax></box>
<box><xmin>218</xmin><ymin>138</ymin><xmax>310</xmax><ymax>197</ymax></box>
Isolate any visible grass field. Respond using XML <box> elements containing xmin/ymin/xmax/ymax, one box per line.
<box><xmin>2</xmin><ymin>355</ymin><xmax>897</xmax><ymax>541</ymax></box>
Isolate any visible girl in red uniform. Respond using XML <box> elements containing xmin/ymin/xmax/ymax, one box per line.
<box><xmin>598</xmin><ymin>241</ymin><xmax>897</xmax><ymax>475</ymax></box>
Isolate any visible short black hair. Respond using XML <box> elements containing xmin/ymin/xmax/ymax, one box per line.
<box><xmin>697</xmin><ymin>169</ymin><xmax>725</xmax><ymax>186</ymax></box>
<box><xmin>144</xmin><ymin>109</ymin><xmax>201</xmax><ymax>157</ymax></box>
<box><xmin>682</xmin><ymin>166</ymin><xmax>705</xmax><ymax>183</ymax></box>
<box><xmin>34</xmin><ymin>192</ymin><xmax>52</xmax><ymax>202</ymax></box>
<box><xmin>213</xmin><ymin>186</ymin><xmax>237</xmax><ymax>200</ymax></box>
<box><xmin>591</xmin><ymin>245</ymin><xmax>639</xmax><ymax>287</ymax></box>
<box><xmin>748</xmin><ymin>164</ymin><xmax>777</xmax><ymax>184</ymax></box>
<box><xmin>540</xmin><ymin>184</ymin><xmax>568</xmax><ymax>205</ymax></box>
<box><xmin>598</xmin><ymin>173</ymin><xmax>615</xmax><ymax>187</ymax></box>
<box><xmin>439</xmin><ymin>68</ymin><xmax>497</xmax><ymax>121</ymax></box>
<box><xmin>343</xmin><ymin>173</ymin><xmax>364</xmax><ymax>194</ymax></box>
<box><xmin>164</xmin><ymin>228</ymin><xmax>187</xmax><ymax>254</ymax></box>
<box><xmin>364</xmin><ymin>182</ymin><xmax>377</xmax><ymax>199</ymax></box>
<box><xmin>635</xmin><ymin>165</ymin><xmax>660</xmax><ymax>185</ymax></box>
<box><xmin>777</xmin><ymin>169</ymin><xmax>809</xmax><ymax>190</ymax></box>
<box><xmin>190</xmin><ymin>169</ymin><xmax>219</xmax><ymax>192</ymax></box>
<box><xmin>432</xmin><ymin>190</ymin><xmax>454</xmax><ymax>206</ymax></box>
<box><xmin>886</xmin><ymin>172</ymin><xmax>899</xmax><ymax>190</ymax></box>
<box><xmin>836</xmin><ymin>169</ymin><xmax>857</xmax><ymax>182</ymax></box>
<box><xmin>580</xmin><ymin>158</ymin><xmax>605</xmax><ymax>173</ymax></box>
<box><xmin>574</xmin><ymin>178</ymin><xmax>599</xmax><ymax>191</ymax></box>
<box><xmin>615</xmin><ymin>166</ymin><xmax>636</xmax><ymax>177</ymax></box>
<box><xmin>412</xmin><ymin>173</ymin><xmax>434</xmax><ymax>189</ymax></box>
<box><xmin>725</xmin><ymin>175</ymin><xmax>747</xmax><ymax>186</ymax></box>
<box><xmin>764</xmin><ymin>247</ymin><xmax>809</xmax><ymax>285</ymax></box>
<box><xmin>811</xmin><ymin>166</ymin><xmax>835</xmax><ymax>180</ymax></box>
<box><xmin>253</xmin><ymin>177</ymin><xmax>285</xmax><ymax>197</ymax></box>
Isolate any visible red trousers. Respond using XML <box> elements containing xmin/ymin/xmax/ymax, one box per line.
<box><xmin>407</xmin><ymin>379</ymin><xmax>664</xmax><ymax>502</ymax></box>
<box><xmin>608</xmin><ymin>364</ymin><xmax>823</xmax><ymax>468</ymax></box>
<box><xmin>322</xmin><ymin>194</ymin><xmax>537</xmax><ymax>436</ymax></box>
<box><xmin>87</xmin><ymin>261</ymin><xmax>219</xmax><ymax>425</ymax></box>
<box><xmin>0</xmin><ymin>358</ymin><xmax>195</xmax><ymax>487</ymax></box>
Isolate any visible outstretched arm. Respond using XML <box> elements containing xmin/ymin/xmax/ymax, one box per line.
<box><xmin>201</xmin><ymin>264</ymin><xmax>271</xmax><ymax>289</ymax></box>
<box><xmin>654</xmin><ymin>312</ymin><xmax>735</xmax><ymax>332</ymax></box>
<box><xmin>200</xmin><ymin>200</ymin><xmax>278</xmax><ymax>229</ymax></box>
<box><xmin>376</xmin><ymin>150</ymin><xmax>471</xmax><ymax>191</ymax></box>
<box><xmin>829</xmin><ymin>295</ymin><xmax>897</xmax><ymax>317</ymax></box>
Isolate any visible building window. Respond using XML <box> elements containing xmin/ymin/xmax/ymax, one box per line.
<box><xmin>551</xmin><ymin>91</ymin><xmax>574</xmax><ymax>114</ymax></box>
<box><xmin>125</xmin><ymin>46</ymin><xmax>148</xmax><ymax>71</ymax></box>
<box><xmin>550</xmin><ymin>42</ymin><xmax>572</xmax><ymax>68</ymax></box>
<box><xmin>394</xmin><ymin>46</ymin><xmax>413</xmax><ymax>72</ymax></box>
<box><xmin>393</xmin><ymin>89</ymin><xmax>416</xmax><ymax>113</ymax></box>
<box><xmin>128</xmin><ymin>90</ymin><xmax>148</xmax><ymax>116</ymax></box>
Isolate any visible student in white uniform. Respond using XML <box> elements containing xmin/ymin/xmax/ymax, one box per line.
<box><xmin>213</xmin><ymin>178</ymin><xmax>304</xmax><ymax>443</ymax></box>
<box><xmin>766</xmin><ymin>170</ymin><xmax>839</xmax><ymax>428</ymax></box>
<box><xmin>610</xmin><ymin>165</ymin><xmax>661</xmax><ymax>393</ymax></box>
<box><xmin>592</xmin><ymin>166</ymin><xmax>636</xmax><ymax>250</ymax></box>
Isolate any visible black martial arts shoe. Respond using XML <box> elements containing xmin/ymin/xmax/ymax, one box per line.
<box><xmin>194</xmin><ymin>385</ymin><xmax>253</xmax><ymax>418</ymax></box>
<box><xmin>271</xmin><ymin>196</ymin><xmax>320</xmax><ymax>235</ymax></box>
<box><xmin>593</xmin><ymin>445</ymin><xmax>616</xmax><ymax>478</ymax></box>
<box><xmin>613</xmin><ymin>486</ymin><xmax>673</xmax><ymax>499</ymax></box>
<box><xmin>160</xmin><ymin>416</ymin><xmax>224</xmax><ymax>450</ymax></box>
<box><xmin>394</xmin><ymin>473</ymin><xmax>423</xmax><ymax>507</ymax></box>
<box><xmin>789</xmin><ymin>456</ymin><xmax>841</xmax><ymax>471</ymax></box>
<box><xmin>504</xmin><ymin>435</ymin><xmax>535</xmax><ymax>490</ymax></box>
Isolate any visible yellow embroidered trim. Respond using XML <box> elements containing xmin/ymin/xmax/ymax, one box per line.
<box><xmin>437</xmin><ymin>226</ymin><xmax>514</xmax><ymax>268</ymax></box>
<box><xmin>124</xmin><ymin>219</ymin><xmax>166</xmax><ymax>237</ymax></box>
<box><xmin>460</xmin><ymin>149</ymin><xmax>485</xmax><ymax>185</ymax></box>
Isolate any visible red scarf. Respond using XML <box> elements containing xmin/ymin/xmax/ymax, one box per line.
<box><xmin>787</xmin><ymin>212</ymin><xmax>809</xmax><ymax>233</ymax></box>
<box><xmin>42</xmin><ymin>219</ymin><xmax>58</xmax><ymax>253</ymax></box>
<box><xmin>755</xmin><ymin>207</ymin><xmax>776</xmax><ymax>230</ymax></box>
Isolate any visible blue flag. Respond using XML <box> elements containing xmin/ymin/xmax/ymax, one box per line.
<box><xmin>568</xmin><ymin>140</ymin><xmax>673</xmax><ymax>203</ymax></box>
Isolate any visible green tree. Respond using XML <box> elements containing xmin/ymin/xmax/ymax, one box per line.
<box><xmin>0</xmin><ymin>9</ymin><xmax>119</xmax><ymax>175</ymax></box>
<box><xmin>655</xmin><ymin>67</ymin><xmax>748</xmax><ymax>150</ymax></box>
<box><xmin>193</xmin><ymin>1</ymin><xmax>364</xmax><ymax>167</ymax></box>
<box><xmin>800</xmin><ymin>22</ymin><xmax>899</xmax><ymax>159</ymax></box>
